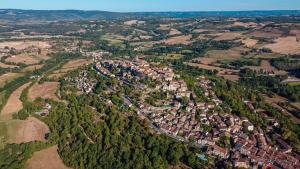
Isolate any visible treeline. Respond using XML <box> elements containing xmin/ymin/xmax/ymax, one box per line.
<box><xmin>239</xmin><ymin>69</ymin><xmax>300</xmax><ymax>102</ymax></box>
<box><xmin>271</xmin><ymin>56</ymin><xmax>300</xmax><ymax>77</ymax></box>
<box><xmin>0</xmin><ymin>142</ymin><xmax>49</xmax><ymax>169</ymax></box>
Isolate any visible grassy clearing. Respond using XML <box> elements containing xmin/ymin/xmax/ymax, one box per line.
<box><xmin>288</xmin><ymin>81</ymin><xmax>300</xmax><ymax>86</ymax></box>
<box><xmin>159</xmin><ymin>53</ymin><xmax>183</xmax><ymax>60</ymax></box>
<box><xmin>0</xmin><ymin>122</ymin><xmax>7</xmax><ymax>149</ymax></box>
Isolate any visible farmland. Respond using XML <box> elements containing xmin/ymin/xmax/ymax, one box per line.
<box><xmin>0</xmin><ymin>9</ymin><xmax>300</xmax><ymax>169</ymax></box>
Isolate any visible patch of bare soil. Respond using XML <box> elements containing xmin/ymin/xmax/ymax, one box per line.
<box><xmin>25</xmin><ymin>145</ymin><xmax>71</xmax><ymax>169</ymax></box>
<box><xmin>28</xmin><ymin>82</ymin><xmax>59</xmax><ymax>101</ymax></box>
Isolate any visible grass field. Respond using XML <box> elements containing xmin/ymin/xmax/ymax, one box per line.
<box><xmin>159</xmin><ymin>53</ymin><xmax>183</xmax><ymax>60</ymax></box>
<box><xmin>287</xmin><ymin>81</ymin><xmax>300</xmax><ymax>86</ymax></box>
<box><xmin>101</xmin><ymin>34</ymin><xmax>124</xmax><ymax>47</ymax></box>
<box><xmin>0</xmin><ymin>122</ymin><xmax>7</xmax><ymax>149</ymax></box>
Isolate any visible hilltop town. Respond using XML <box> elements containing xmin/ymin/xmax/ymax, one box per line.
<box><xmin>0</xmin><ymin>9</ymin><xmax>300</xmax><ymax>169</ymax></box>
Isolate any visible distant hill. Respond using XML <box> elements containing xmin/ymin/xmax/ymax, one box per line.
<box><xmin>138</xmin><ymin>10</ymin><xmax>300</xmax><ymax>17</ymax></box>
<box><xmin>0</xmin><ymin>9</ymin><xmax>300</xmax><ymax>23</ymax></box>
<box><xmin>0</xmin><ymin>9</ymin><xmax>130</xmax><ymax>24</ymax></box>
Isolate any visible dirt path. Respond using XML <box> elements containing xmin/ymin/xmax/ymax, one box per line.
<box><xmin>0</xmin><ymin>82</ymin><xmax>31</xmax><ymax>120</ymax></box>
<box><xmin>25</xmin><ymin>145</ymin><xmax>71</xmax><ymax>169</ymax></box>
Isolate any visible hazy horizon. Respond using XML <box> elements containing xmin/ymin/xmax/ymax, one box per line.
<box><xmin>1</xmin><ymin>0</ymin><xmax>300</xmax><ymax>12</ymax></box>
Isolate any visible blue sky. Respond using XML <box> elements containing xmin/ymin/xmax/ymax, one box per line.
<box><xmin>1</xmin><ymin>0</ymin><xmax>300</xmax><ymax>12</ymax></box>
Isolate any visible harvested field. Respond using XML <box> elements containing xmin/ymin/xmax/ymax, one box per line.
<box><xmin>8</xmin><ymin>117</ymin><xmax>49</xmax><ymax>144</ymax></box>
<box><xmin>233</xmin><ymin>21</ymin><xmax>258</xmax><ymax>28</ymax></box>
<box><xmin>124</xmin><ymin>20</ymin><xmax>138</xmax><ymax>25</ymax></box>
<box><xmin>5</xmin><ymin>54</ymin><xmax>40</xmax><ymax>65</ymax></box>
<box><xmin>215</xmin><ymin>32</ymin><xmax>242</xmax><ymax>41</ymax></box>
<box><xmin>186</xmin><ymin>62</ymin><xmax>239</xmax><ymax>74</ymax></box>
<box><xmin>204</xmin><ymin>47</ymin><xmax>249</xmax><ymax>61</ymax></box>
<box><xmin>159</xmin><ymin>24</ymin><xmax>170</xmax><ymax>30</ymax></box>
<box><xmin>28</xmin><ymin>82</ymin><xmax>59</xmax><ymax>101</ymax></box>
<box><xmin>0</xmin><ymin>62</ymin><xmax>17</xmax><ymax>68</ymax></box>
<box><xmin>193</xmin><ymin>29</ymin><xmax>208</xmax><ymax>33</ymax></box>
<box><xmin>0</xmin><ymin>72</ymin><xmax>23</xmax><ymax>88</ymax></box>
<box><xmin>57</xmin><ymin>59</ymin><xmax>91</xmax><ymax>73</ymax></box>
<box><xmin>0</xmin><ymin>82</ymin><xmax>30</xmax><ymax>120</ymax></box>
<box><xmin>192</xmin><ymin>57</ymin><xmax>216</xmax><ymax>65</ymax></box>
<box><xmin>264</xmin><ymin>36</ymin><xmax>300</xmax><ymax>55</ymax></box>
<box><xmin>249</xmin><ymin>31</ymin><xmax>282</xmax><ymax>39</ymax></box>
<box><xmin>291</xmin><ymin>102</ymin><xmax>300</xmax><ymax>110</ymax></box>
<box><xmin>0</xmin><ymin>41</ymin><xmax>51</xmax><ymax>50</ymax></box>
<box><xmin>242</xmin><ymin>38</ymin><xmax>258</xmax><ymax>47</ymax></box>
<box><xmin>169</xmin><ymin>29</ymin><xmax>181</xmax><ymax>36</ymax></box>
<box><xmin>290</xmin><ymin>29</ymin><xmax>300</xmax><ymax>40</ymax></box>
<box><xmin>162</xmin><ymin>35</ymin><xmax>192</xmax><ymax>45</ymax></box>
<box><xmin>25</xmin><ymin>145</ymin><xmax>71</xmax><ymax>169</ymax></box>
<box><xmin>140</xmin><ymin>35</ymin><xmax>152</xmax><ymax>40</ymax></box>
